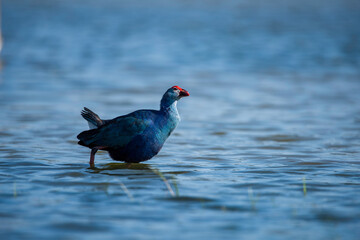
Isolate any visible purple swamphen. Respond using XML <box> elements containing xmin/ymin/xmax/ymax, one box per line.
<box><xmin>77</xmin><ymin>86</ymin><xmax>190</xmax><ymax>167</ymax></box>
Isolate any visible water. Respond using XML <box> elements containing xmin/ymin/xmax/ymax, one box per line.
<box><xmin>1</xmin><ymin>0</ymin><xmax>360</xmax><ymax>239</ymax></box>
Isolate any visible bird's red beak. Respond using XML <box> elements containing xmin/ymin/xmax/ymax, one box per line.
<box><xmin>179</xmin><ymin>88</ymin><xmax>190</xmax><ymax>97</ymax></box>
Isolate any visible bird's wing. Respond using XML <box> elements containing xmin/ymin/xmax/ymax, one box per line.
<box><xmin>77</xmin><ymin>114</ymin><xmax>153</xmax><ymax>148</ymax></box>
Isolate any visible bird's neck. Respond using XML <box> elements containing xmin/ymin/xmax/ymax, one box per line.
<box><xmin>160</xmin><ymin>99</ymin><xmax>180</xmax><ymax>121</ymax></box>
<box><xmin>159</xmin><ymin>100</ymin><xmax>180</xmax><ymax>138</ymax></box>
<box><xmin>161</xmin><ymin>100</ymin><xmax>177</xmax><ymax>113</ymax></box>
<box><xmin>160</xmin><ymin>96</ymin><xmax>176</xmax><ymax>112</ymax></box>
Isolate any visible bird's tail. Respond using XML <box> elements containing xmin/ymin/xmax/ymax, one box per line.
<box><xmin>81</xmin><ymin>107</ymin><xmax>103</xmax><ymax>129</ymax></box>
<box><xmin>77</xmin><ymin>128</ymin><xmax>99</xmax><ymax>148</ymax></box>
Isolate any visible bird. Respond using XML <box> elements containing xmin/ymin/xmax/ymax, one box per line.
<box><xmin>77</xmin><ymin>86</ymin><xmax>190</xmax><ymax>167</ymax></box>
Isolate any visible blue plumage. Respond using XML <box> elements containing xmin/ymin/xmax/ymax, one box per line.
<box><xmin>77</xmin><ymin>86</ymin><xmax>189</xmax><ymax>166</ymax></box>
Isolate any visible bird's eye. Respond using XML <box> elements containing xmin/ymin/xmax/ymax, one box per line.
<box><xmin>173</xmin><ymin>87</ymin><xmax>178</xmax><ymax>91</ymax></box>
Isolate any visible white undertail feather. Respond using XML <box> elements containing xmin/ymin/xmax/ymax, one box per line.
<box><xmin>88</xmin><ymin>122</ymin><xmax>97</xmax><ymax>130</ymax></box>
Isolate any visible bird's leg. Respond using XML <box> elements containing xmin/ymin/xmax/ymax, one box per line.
<box><xmin>90</xmin><ymin>148</ymin><xmax>98</xmax><ymax>168</ymax></box>
<box><xmin>89</xmin><ymin>146</ymin><xmax>108</xmax><ymax>168</ymax></box>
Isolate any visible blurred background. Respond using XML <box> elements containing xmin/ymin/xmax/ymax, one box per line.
<box><xmin>0</xmin><ymin>0</ymin><xmax>359</xmax><ymax>239</ymax></box>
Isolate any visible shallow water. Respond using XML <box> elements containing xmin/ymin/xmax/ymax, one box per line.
<box><xmin>1</xmin><ymin>0</ymin><xmax>360</xmax><ymax>239</ymax></box>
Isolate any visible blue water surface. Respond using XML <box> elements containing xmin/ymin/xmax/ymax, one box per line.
<box><xmin>0</xmin><ymin>0</ymin><xmax>359</xmax><ymax>239</ymax></box>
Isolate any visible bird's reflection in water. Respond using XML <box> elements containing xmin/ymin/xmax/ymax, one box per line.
<box><xmin>88</xmin><ymin>162</ymin><xmax>178</xmax><ymax>197</ymax></box>
<box><xmin>90</xmin><ymin>162</ymin><xmax>152</xmax><ymax>171</ymax></box>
